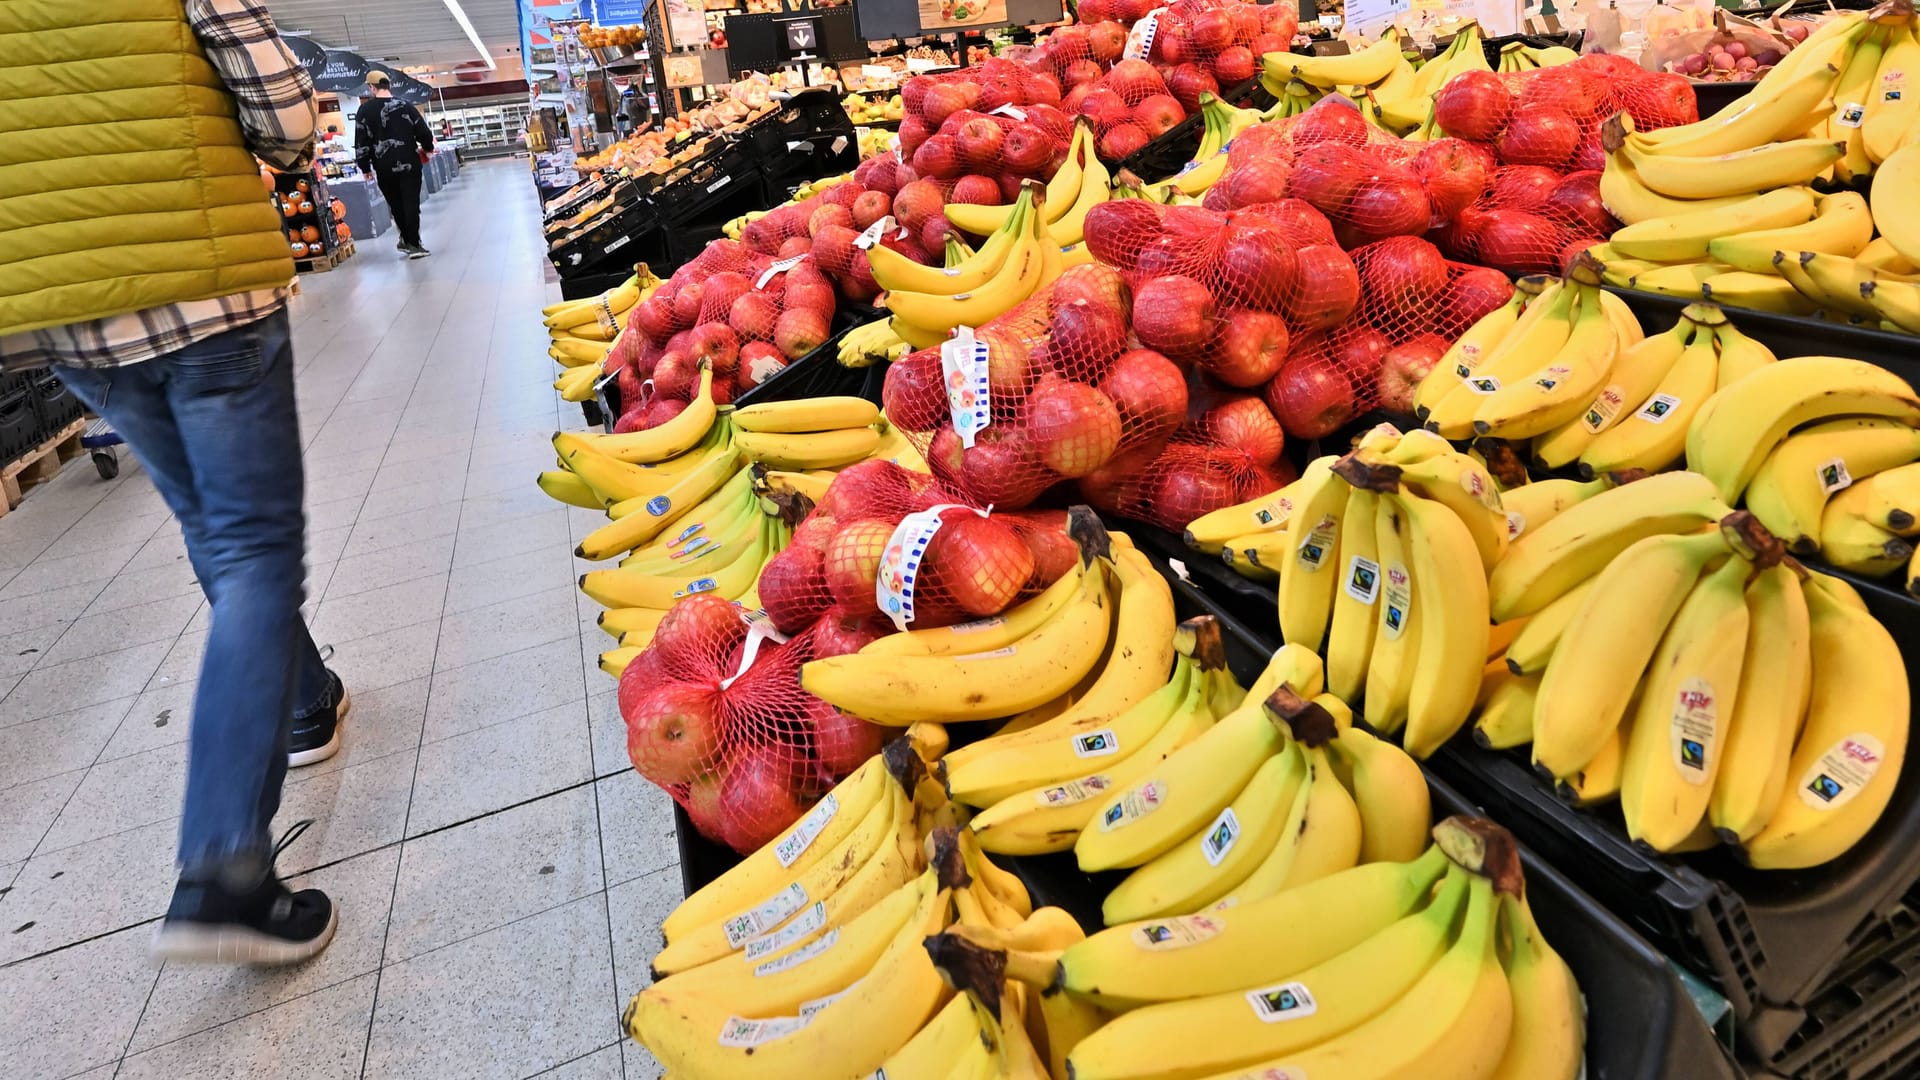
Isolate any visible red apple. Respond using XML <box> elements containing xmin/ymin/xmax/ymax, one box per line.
<box><xmin>1376</xmin><ymin>334</ymin><xmax>1450</xmax><ymax>414</ymax></box>
<box><xmin>1414</xmin><ymin>138</ymin><xmax>1493</xmax><ymax>219</ymax></box>
<box><xmin>1205</xmin><ymin>308</ymin><xmax>1290</xmax><ymax>388</ymax></box>
<box><xmin>1133</xmin><ymin>94</ymin><xmax>1186</xmax><ymax>138</ymax></box>
<box><xmin>1027</xmin><ymin>376</ymin><xmax>1123</xmax><ymax>477</ymax></box>
<box><xmin>1100</xmin><ymin>348</ymin><xmax>1188</xmax><ymax>447</ymax></box>
<box><xmin>1332</xmin><ymin>325</ymin><xmax>1392</xmax><ymax>384</ymax></box>
<box><xmin>1204</xmin><ymin>395</ymin><xmax>1286</xmax><ymax>466</ymax></box>
<box><xmin>1267</xmin><ymin>349</ymin><xmax>1358</xmax><ymax>439</ymax></box>
<box><xmin>1285</xmin><ymin>245</ymin><xmax>1361</xmax><ymax>331</ymax></box>
<box><xmin>1133</xmin><ymin>275</ymin><xmax>1218</xmax><ymax>354</ymax></box>
<box><xmin>1360</xmin><ymin>236</ymin><xmax>1449</xmax><ymax>325</ymax></box>
<box><xmin>1344</xmin><ymin>171</ymin><xmax>1432</xmax><ymax>240</ymax></box>
<box><xmin>1433</xmin><ymin>70</ymin><xmax>1513</xmax><ymax>142</ymax></box>
<box><xmin>1002</xmin><ymin>123</ymin><xmax>1055</xmax><ymax>174</ymax></box>
<box><xmin>625</xmin><ymin>681</ymin><xmax>721</xmax><ymax>787</ymax></box>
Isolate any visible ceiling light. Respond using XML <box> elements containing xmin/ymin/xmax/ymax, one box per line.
<box><xmin>442</xmin><ymin>0</ymin><xmax>497</xmax><ymax>69</ymax></box>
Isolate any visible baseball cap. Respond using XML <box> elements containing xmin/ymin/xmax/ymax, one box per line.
<box><xmin>366</xmin><ymin>70</ymin><xmax>391</xmax><ymax>88</ymax></box>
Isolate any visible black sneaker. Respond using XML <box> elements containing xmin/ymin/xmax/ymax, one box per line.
<box><xmin>151</xmin><ymin>822</ymin><xmax>338</xmax><ymax>965</ymax></box>
<box><xmin>407</xmin><ymin>245</ymin><xmax>431</xmax><ymax>260</ymax></box>
<box><xmin>289</xmin><ymin>669</ymin><xmax>349</xmax><ymax>768</ymax></box>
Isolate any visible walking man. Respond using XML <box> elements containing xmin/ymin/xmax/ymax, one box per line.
<box><xmin>0</xmin><ymin>0</ymin><xmax>349</xmax><ymax>965</ymax></box>
<box><xmin>355</xmin><ymin>70</ymin><xmax>436</xmax><ymax>258</ymax></box>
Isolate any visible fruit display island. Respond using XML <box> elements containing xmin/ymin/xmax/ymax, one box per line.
<box><xmin>536</xmin><ymin>3</ymin><xmax>1920</xmax><ymax>1076</ymax></box>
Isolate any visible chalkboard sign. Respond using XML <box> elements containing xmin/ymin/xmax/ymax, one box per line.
<box><xmin>852</xmin><ymin>0</ymin><xmax>1063</xmax><ymax>44</ymax></box>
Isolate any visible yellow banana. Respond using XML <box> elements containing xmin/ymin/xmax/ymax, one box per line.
<box><xmin>1709</xmin><ymin>563</ymin><xmax>1813</xmax><ymax>843</ymax></box>
<box><xmin>1609</xmin><ymin>186</ymin><xmax>1816</xmax><ymax>263</ymax></box>
<box><xmin>1707</xmin><ymin>191</ymin><xmax>1873</xmax><ymax>273</ymax></box>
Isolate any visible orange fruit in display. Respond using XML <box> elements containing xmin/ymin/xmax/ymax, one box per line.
<box><xmin>281</xmin><ymin>200</ymin><xmax>298</xmax><ymax>217</ymax></box>
<box><xmin>300</xmin><ymin>225</ymin><xmax>321</xmax><ymax>243</ymax></box>
<box><xmin>290</xmin><ymin>241</ymin><xmax>307</xmax><ymax>257</ymax></box>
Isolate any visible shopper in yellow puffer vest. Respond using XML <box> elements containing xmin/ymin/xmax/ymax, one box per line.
<box><xmin>0</xmin><ymin>0</ymin><xmax>349</xmax><ymax>967</ymax></box>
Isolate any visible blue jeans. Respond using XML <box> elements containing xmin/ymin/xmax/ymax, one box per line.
<box><xmin>55</xmin><ymin>308</ymin><xmax>330</xmax><ymax>888</ymax></box>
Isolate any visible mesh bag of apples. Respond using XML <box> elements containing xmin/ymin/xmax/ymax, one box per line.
<box><xmin>755</xmin><ymin>460</ymin><xmax>1079</xmax><ymax>636</ymax></box>
<box><xmin>619</xmin><ymin>595</ymin><xmax>891</xmax><ymax>853</ymax></box>
<box><xmin>1437</xmin><ymin>164</ymin><xmax>1622</xmax><ymax>278</ymax></box>
<box><xmin>619</xmin><ymin>461</ymin><xmax>1080</xmax><ymax>851</ymax></box>
<box><xmin>609</xmin><ymin>241</ymin><xmax>852</xmax><ymax>429</ymax></box>
<box><xmin>900</xmin><ymin>58</ymin><xmax>1078</xmax><ymax>188</ymax></box>
<box><xmin>1431</xmin><ymin>54</ymin><xmax>1697</xmax><ymax>175</ymax></box>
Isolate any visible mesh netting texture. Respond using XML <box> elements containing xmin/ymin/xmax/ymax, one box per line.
<box><xmin>619</xmin><ymin>463</ymin><xmax>1078</xmax><ymax>850</ymax></box>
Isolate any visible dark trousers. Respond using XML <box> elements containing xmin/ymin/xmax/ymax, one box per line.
<box><xmin>376</xmin><ymin>166</ymin><xmax>423</xmax><ymax>248</ymax></box>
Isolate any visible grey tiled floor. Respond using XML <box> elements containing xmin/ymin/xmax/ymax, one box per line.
<box><xmin>0</xmin><ymin>161</ymin><xmax>676</xmax><ymax>1080</ymax></box>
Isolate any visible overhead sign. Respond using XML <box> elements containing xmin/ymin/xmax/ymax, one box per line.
<box><xmin>314</xmin><ymin>49</ymin><xmax>370</xmax><ymax>92</ymax></box>
<box><xmin>283</xmin><ymin>36</ymin><xmax>329</xmax><ymax>83</ymax></box>
<box><xmin>593</xmin><ymin>0</ymin><xmax>652</xmax><ymax>21</ymax></box>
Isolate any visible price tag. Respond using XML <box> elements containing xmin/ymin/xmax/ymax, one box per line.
<box><xmin>1124</xmin><ymin>9</ymin><xmax>1167</xmax><ymax>60</ymax></box>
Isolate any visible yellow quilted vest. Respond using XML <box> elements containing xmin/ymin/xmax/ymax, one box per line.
<box><xmin>0</xmin><ymin>0</ymin><xmax>296</xmax><ymax>337</ymax></box>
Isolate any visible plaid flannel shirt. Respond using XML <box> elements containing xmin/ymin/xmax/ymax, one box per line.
<box><xmin>0</xmin><ymin>0</ymin><xmax>319</xmax><ymax>371</ymax></box>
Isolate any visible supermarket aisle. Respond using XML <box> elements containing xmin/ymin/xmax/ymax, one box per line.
<box><xmin>0</xmin><ymin>159</ymin><xmax>674</xmax><ymax>1080</ymax></box>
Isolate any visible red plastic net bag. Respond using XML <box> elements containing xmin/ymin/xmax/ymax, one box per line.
<box><xmin>1430</xmin><ymin>53</ymin><xmax>1696</xmax><ymax>173</ymax></box>
<box><xmin>619</xmin><ymin>594</ymin><xmax>899</xmax><ymax>852</ymax></box>
<box><xmin>753</xmin><ymin>460</ymin><xmax>1077</xmax><ymax>635</ymax></box>
<box><xmin>1436</xmin><ymin>165</ymin><xmax>1621</xmax><ymax>278</ymax></box>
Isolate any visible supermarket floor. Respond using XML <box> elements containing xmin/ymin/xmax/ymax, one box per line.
<box><xmin>0</xmin><ymin>159</ymin><xmax>675</xmax><ymax>1080</ymax></box>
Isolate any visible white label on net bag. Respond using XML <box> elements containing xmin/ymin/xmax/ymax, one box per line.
<box><xmin>757</xmin><ymin>255</ymin><xmax>807</xmax><ymax>289</ymax></box>
<box><xmin>876</xmin><ymin>504</ymin><xmax>987</xmax><ymax>632</ymax></box>
<box><xmin>941</xmin><ymin>325</ymin><xmax>990</xmax><ymax>448</ymax></box>
<box><xmin>1124</xmin><ymin>9</ymin><xmax>1167</xmax><ymax>60</ymax></box>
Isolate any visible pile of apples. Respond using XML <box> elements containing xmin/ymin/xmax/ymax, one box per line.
<box><xmin>1432</xmin><ymin>54</ymin><xmax>1695</xmax><ymax>173</ymax></box>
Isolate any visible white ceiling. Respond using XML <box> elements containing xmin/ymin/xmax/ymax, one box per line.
<box><xmin>268</xmin><ymin>0</ymin><xmax>524</xmax><ymax>71</ymax></box>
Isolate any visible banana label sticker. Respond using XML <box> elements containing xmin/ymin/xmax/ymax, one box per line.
<box><xmin>1343</xmin><ymin>557</ymin><xmax>1381</xmax><ymax>605</ymax></box>
<box><xmin>1381</xmin><ymin>564</ymin><xmax>1413</xmax><ymax>640</ymax></box>
<box><xmin>753</xmin><ymin>928</ymin><xmax>840</xmax><ymax>976</ymax></box>
<box><xmin>1582</xmin><ymin>385</ymin><xmax>1630</xmax><ymax>433</ymax></box>
<box><xmin>1253</xmin><ymin>495</ymin><xmax>1296</xmax><ymax>529</ymax></box>
<box><xmin>678</xmin><ymin>577</ymin><xmax>719</xmax><ymax>597</ymax></box>
<box><xmin>1506</xmin><ymin>510</ymin><xmax>1526</xmax><ymax>541</ymax></box>
<box><xmin>1459</xmin><ymin>468</ymin><xmax>1499</xmax><ymax>510</ymax></box>
<box><xmin>800</xmin><ymin>982</ymin><xmax>857</xmax><ymax>1018</ymax></box>
<box><xmin>1200</xmin><ymin>807</ymin><xmax>1242</xmax><ymax>866</ymax></box>
<box><xmin>1530</xmin><ymin>365</ymin><xmax>1572</xmax><ymax>393</ymax></box>
<box><xmin>773</xmin><ymin>793</ymin><xmax>840</xmax><ymax>868</ymax></box>
<box><xmin>1037</xmin><ymin>774</ymin><xmax>1115</xmax><ymax>806</ymax></box>
<box><xmin>646</xmin><ymin>495</ymin><xmax>672</xmax><ymax>516</ymax></box>
<box><xmin>1100</xmin><ymin>781</ymin><xmax>1167</xmax><ymax>831</ymax></box>
<box><xmin>1072</xmin><ymin>729</ymin><xmax>1120</xmax><ymax>759</ymax></box>
<box><xmin>724</xmin><ymin>882</ymin><xmax>810</xmax><ymax>949</ymax></box>
<box><xmin>718</xmin><ymin>1013</ymin><xmax>812</xmax><ymax>1047</ymax></box>
<box><xmin>1129</xmin><ymin>913</ymin><xmax>1223</xmax><ymax>951</ymax></box>
<box><xmin>1246</xmin><ymin>981</ymin><xmax>1319</xmax><ymax>1023</ymax></box>
<box><xmin>1798</xmin><ymin>734</ymin><xmax>1885</xmax><ymax>811</ymax></box>
<box><xmin>1465</xmin><ymin>375</ymin><xmax>1502</xmax><ymax>395</ymax></box>
<box><xmin>1884</xmin><ymin>71</ymin><xmax>1907</xmax><ymax>103</ymax></box>
<box><xmin>744</xmin><ymin>902</ymin><xmax>828</xmax><ymax>960</ymax></box>
<box><xmin>944</xmin><ymin>615</ymin><xmax>1008</xmax><ymax>636</ymax></box>
<box><xmin>1453</xmin><ymin>342</ymin><xmax>1484</xmax><ymax>378</ymax></box>
<box><xmin>1637</xmin><ymin>394</ymin><xmax>1681</xmax><ymax>423</ymax></box>
<box><xmin>1816</xmin><ymin>457</ymin><xmax>1854</xmax><ymax>496</ymax></box>
<box><xmin>1669</xmin><ymin>677</ymin><xmax>1719</xmax><ymax>784</ymax></box>
<box><xmin>1297</xmin><ymin>517</ymin><xmax>1338</xmax><ymax>572</ymax></box>
<box><xmin>1837</xmin><ymin>101</ymin><xmax>1867</xmax><ymax>128</ymax></box>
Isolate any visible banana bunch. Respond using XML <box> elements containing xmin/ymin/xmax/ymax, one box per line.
<box><xmin>835</xmin><ymin>317</ymin><xmax>913</xmax><ymax>368</ymax></box>
<box><xmin>1482</xmin><ymin>456</ymin><xmax>1912</xmax><ymax>866</ymax></box>
<box><xmin>1418</xmin><ymin>266</ymin><xmax>1645</xmax><ymax>444</ymax></box>
<box><xmin>1359</xmin><ymin>22</ymin><xmax>1492</xmax><ymax>137</ymax></box>
<box><xmin>1271</xmin><ymin>77</ymin><xmax>1325</xmax><ymax>120</ymax></box>
<box><xmin>1050</xmin><ymin>817</ymin><xmax>1582</xmax><ymax>1080</ymax></box>
<box><xmin>1140</xmin><ymin>93</ymin><xmax>1263</xmax><ymax>198</ymax></box>
<box><xmin>1683</xmin><ymin>356</ymin><xmax>1920</xmax><ymax>586</ymax></box>
<box><xmin>544</xmin><ymin>267</ymin><xmax>662</xmax><ymax>367</ymax></box>
<box><xmin>883</xmin><ymin>180</ymin><xmax>1063</xmax><ymax>348</ymax></box>
<box><xmin>802</xmin><ymin>513</ymin><xmax>1178</xmax><ymax>726</ymax></box>
<box><xmin>912</xmin><ymin>913</ymin><xmax>1110</xmax><ymax>1080</ymax></box>
<box><xmin>733</xmin><ymin>396</ymin><xmax>892</xmax><ymax>471</ymax></box>
<box><xmin>942</xmin><ymin>119</ymin><xmax>1109</xmax><ymax>247</ymax></box>
<box><xmin>1496</xmin><ymin>41</ymin><xmax>1579</xmax><ymax>72</ymax></box>
<box><xmin>954</xmin><ymin>614</ymin><xmax>1242</xmax><ymax>856</ymax></box>
<box><xmin>1261</xmin><ymin>27</ymin><xmax>1406</xmax><ymax>95</ymax></box>
<box><xmin>1081</xmin><ymin>674</ymin><xmax>1435</xmax><ymax>928</ymax></box>
<box><xmin>551</xmin><ymin>363</ymin><xmax>600</xmax><ymax>403</ymax></box>
<box><xmin>627</xmin><ymin>745</ymin><xmax>1005</xmax><ymax>1076</ymax></box>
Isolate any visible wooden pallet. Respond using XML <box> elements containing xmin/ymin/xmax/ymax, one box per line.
<box><xmin>0</xmin><ymin>418</ymin><xmax>87</xmax><ymax>520</ymax></box>
<box><xmin>295</xmin><ymin>238</ymin><xmax>354</xmax><ymax>274</ymax></box>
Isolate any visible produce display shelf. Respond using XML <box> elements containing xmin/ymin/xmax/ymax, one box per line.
<box><xmin>1112</xmin><ymin>77</ymin><xmax>1275</xmax><ymax>183</ymax></box>
<box><xmin>550</xmin><ymin>200</ymin><xmax>662</xmax><ymax>277</ymax></box>
<box><xmin>732</xmin><ymin>325</ymin><xmax>889</xmax><ymax>411</ymax></box>
<box><xmin>1127</xmin><ymin>510</ymin><xmax>1920</xmax><ymax>1064</ymax></box>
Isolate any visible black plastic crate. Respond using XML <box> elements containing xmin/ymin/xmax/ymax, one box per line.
<box><xmin>26</xmin><ymin>370</ymin><xmax>81</xmax><ymax>433</ymax></box>
<box><xmin>649</xmin><ymin>139</ymin><xmax>760</xmax><ymax>223</ymax></box>
<box><xmin>1747</xmin><ymin>905</ymin><xmax>1920</xmax><ymax>1079</ymax></box>
<box><xmin>1114</xmin><ymin>76</ymin><xmax>1275</xmax><ymax>182</ymax></box>
<box><xmin>1009</xmin><ymin>546</ymin><xmax>1742</xmax><ymax>1080</ymax></box>
<box><xmin>0</xmin><ymin>385</ymin><xmax>36</xmax><ymax>465</ymax></box>
<box><xmin>549</xmin><ymin>199</ymin><xmax>661</xmax><ymax>277</ymax></box>
<box><xmin>734</xmin><ymin>332</ymin><xmax>888</xmax><ymax>411</ymax></box>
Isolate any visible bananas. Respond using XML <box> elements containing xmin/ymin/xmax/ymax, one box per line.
<box><xmin>1686</xmin><ymin>356</ymin><xmax>1920</xmax><ymax>501</ymax></box>
<box><xmin>884</xmin><ymin>179</ymin><xmax>1059</xmax><ymax>339</ymax></box>
<box><xmin>1060</xmin><ymin>820</ymin><xmax>1576</xmax><ymax>1080</ymax></box>
<box><xmin>732</xmin><ymin>396</ymin><xmax>878</xmax><ymax>434</ymax></box>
